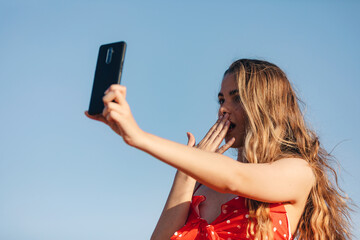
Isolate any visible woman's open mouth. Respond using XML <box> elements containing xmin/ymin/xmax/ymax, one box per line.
<box><xmin>229</xmin><ymin>122</ymin><xmax>236</xmax><ymax>132</ymax></box>
<box><xmin>226</xmin><ymin>122</ymin><xmax>236</xmax><ymax>140</ymax></box>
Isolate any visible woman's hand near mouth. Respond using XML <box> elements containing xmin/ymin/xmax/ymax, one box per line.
<box><xmin>187</xmin><ymin>113</ymin><xmax>236</xmax><ymax>154</ymax></box>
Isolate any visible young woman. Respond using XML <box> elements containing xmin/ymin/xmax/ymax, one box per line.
<box><xmin>86</xmin><ymin>59</ymin><xmax>352</xmax><ymax>240</ymax></box>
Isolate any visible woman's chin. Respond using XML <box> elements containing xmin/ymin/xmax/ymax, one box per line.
<box><xmin>225</xmin><ymin>135</ymin><xmax>243</xmax><ymax>149</ymax></box>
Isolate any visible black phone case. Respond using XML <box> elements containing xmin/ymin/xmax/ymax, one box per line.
<box><xmin>88</xmin><ymin>41</ymin><xmax>126</xmax><ymax>115</ymax></box>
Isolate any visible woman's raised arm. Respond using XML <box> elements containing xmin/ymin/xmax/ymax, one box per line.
<box><xmin>150</xmin><ymin>135</ymin><xmax>197</xmax><ymax>240</ymax></box>
<box><xmin>86</xmin><ymin>84</ymin><xmax>314</xmax><ymax>204</ymax></box>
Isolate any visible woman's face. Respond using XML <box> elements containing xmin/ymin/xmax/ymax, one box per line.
<box><xmin>218</xmin><ymin>73</ymin><xmax>248</xmax><ymax>148</ymax></box>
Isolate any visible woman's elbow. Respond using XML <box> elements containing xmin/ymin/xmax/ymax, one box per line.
<box><xmin>222</xmin><ymin>172</ymin><xmax>245</xmax><ymax>195</ymax></box>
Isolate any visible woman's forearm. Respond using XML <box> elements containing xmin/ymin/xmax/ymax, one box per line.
<box><xmin>151</xmin><ymin>171</ymin><xmax>196</xmax><ymax>240</ymax></box>
<box><xmin>136</xmin><ymin>132</ymin><xmax>314</xmax><ymax>204</ymax></box>
<box><xmin>137</xmin><ymin>132</ymin><xmax>238</xmax><ymax>193</ymax></box>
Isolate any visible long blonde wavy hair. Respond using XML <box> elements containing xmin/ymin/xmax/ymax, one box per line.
<box><xmin>224</xmin><ymin>59</ymin><xmax>352</xmax><ymax>239</ymax></box>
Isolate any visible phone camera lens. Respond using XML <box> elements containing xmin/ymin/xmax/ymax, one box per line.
<box><xmin>105</xmin><ymin>47</ymin><xmax>114</xmax><ymax>64</ymax></box>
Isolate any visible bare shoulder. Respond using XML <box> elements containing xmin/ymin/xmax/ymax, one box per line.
<box><xmin>228</xmin><ymin>156</ymin><xmax>316</xmax><ymax>203</ymax></box>
<box><xmin>271</xmin><ymin>157</ymin><xmax>316</xmax><ymax>189</ymax></box>
<box><xmin>272</xmin><ymin>157</ymin><xmax>311</xmax><ymax>167</ymax></box>
<box><xmin>271</xmin><ymin>158</ymin><xmax>316</xmax><ymax>230</ymax></box>
<box><xmin>269</xmin><ymin>158</ymin><xmax>312</xmax><ymax>173</ymax></box>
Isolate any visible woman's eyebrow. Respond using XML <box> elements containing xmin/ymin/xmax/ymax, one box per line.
<box><xmin>229</xmin><ymin>89</ymin><xmax>239</xmax><ymax>96</ymax></box>
<box><xmin>218</xmin><ymin>89</ymin><xmax>239</xmax><ymax>97</ymax></box>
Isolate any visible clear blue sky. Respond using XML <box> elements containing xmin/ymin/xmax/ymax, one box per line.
<box><xmin>1</xmin><ymin>1</ymin><xmax>359</xmax><ymax>239</ymax></box>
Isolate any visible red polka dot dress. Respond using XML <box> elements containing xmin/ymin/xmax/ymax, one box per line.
<box><xmin>171</xmin><ymin>195</ymin><xmax>292</xmax><ymax>240</ymax></box>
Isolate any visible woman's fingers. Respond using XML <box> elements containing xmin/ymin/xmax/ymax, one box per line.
<box><xmin>102</xmin><ymin>105</ymin><xmax>110</xmax><ymax>120</ymax></box>
<box><xmin>104</xmin><ymin>101</ymin><xmax>122</xmax><ymax>115</ymax></box>
<box><xmin>201</xmin><ymin>115</ymin><xmax>224</xmax><ymax>141</ymax></box>
<box><xmin>186</xmin><ymin>132</ymin><xmax>196</xmax><ymax>147</ymax></box>
<box><xmin>198</xmin><ymin>114</ymin><xmax>227</xmax><ymax>146</ymax></box>
<box><xmin>103</xmin><ymin>84</ymin><xmax>127</xmax><ymax>104</ymax></box>
<box><xmin>200</xmin><ymin>114</ymin><xmax>230</xmax><ymax>150</ymax></box>
<box><xmin>216</xmin><ymin>137</ymin><xmax>236</xmax><ymax>154</ymax></box>
<box><xmin>212</xmin><ymin>120</ymin><xmax>231</xmax><ymax>146</ymax></box>
<box><xmin>85</xmin><ymin>111</ymin><xmax>107</xmax><ymax>124</ymax></box>
<box><xmin>208</xmin><ymin>114</ymin><xmax>229</xmax><ymax>143</ymax></box>
<box><xmin>102</xmin><ymin>85</ymin><xmax>129</xmax><ymax>122</ymax></box>
<box><xmin>194</xmin><ymin>113</ymin><xmax>232</xmax><ymax>153</ymax></box>
<box><xmin>107</xmin><ymin>110</ymin><xmax>123</xmax><ymax>126</ymax></box>
<box><xmin>105</xmin><ymin>84</ymin><xmax>127</xmax><ymax>96</ymax></box>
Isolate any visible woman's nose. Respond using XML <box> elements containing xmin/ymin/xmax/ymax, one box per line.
<box><xmin>219</xmin><ymin>105</ymin><xmax>230</xmax><ymax>116</ymax></box>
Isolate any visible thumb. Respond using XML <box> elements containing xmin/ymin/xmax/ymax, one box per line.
<box><xmin>186</xmin><ymin>132</ymin><xmax>196</xmax><ymax>147</ymax></box>
<box><xmin>85</xmin><ymin>111</ymin><xmax>107</xmax><ymax>124</ymax></box>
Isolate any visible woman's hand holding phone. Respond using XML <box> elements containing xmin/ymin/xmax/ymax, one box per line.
<box><xmin>85</xmin><ymin>84</ymin><xmax>145</xmax><ymax>147</ymax></box>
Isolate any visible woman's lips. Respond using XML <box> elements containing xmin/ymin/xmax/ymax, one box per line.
<box><xmin>227</xmin><ymin>122</ymin><xmax>236</xmax><ymax>135</ymax></box>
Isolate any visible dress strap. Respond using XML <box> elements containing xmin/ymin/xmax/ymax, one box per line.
<box><xmin>193</xmin><ymin>182</ymin><xmax>202</xmax><ymax>194</ymax></box>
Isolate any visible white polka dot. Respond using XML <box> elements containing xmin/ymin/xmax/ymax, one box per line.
<box><xmin>212</xmin><ymin>231</ymin><xmax>215</xmax><ymax>235</ymax></box>
<box><xmin>234</xmin><ymin>210</ymin><xmax>238</xmax><ymax>213</ymax></box>
<box><xmin>237</xmin><ymin>225</ymin><xmax>241</xmax><ymax>229</ymax></box>
<box><xmin>245</xmin><ymin>214</ymin><xmax>249</xmax><ymax>218</ymax></box>
<box><xmin>228</xmin><ymin>232</ymin><xmax>231</xmax><ymax>234</ymax></box>
<box><xmin>226</xmin><ymin>220</ymin><xmax>231</xmax><ymax>224</ymax></box>
<box><xmin>179</xmin><ymin>234</ymin><xmax>182</xmax><ymax>237</ymax></box>
<box><xmin>206</xmin><ymin>225</ymin><xmax>211</xmax><ymax>228</ymax></box>
<box><xmin>246</xmin><ymin>235</ymin><xmax>249</xmax><ymax>239</ymax></box>
<box><xmin>284</xmin><ymin>234</ymin><xmax>287</xmax><ymax>238</ymax></box>
<box><xmin>223</xmin><ymin>209</ymin><xmax>228</xmax><ymax>214</ymax></box>
<box><xmin>265</xmin><ymin>236</ymin><xmax>268</xmax><ymax>240</ymax></box>
<box><xmin>206</xmin><ymin>233</ymin><xmax>208</xmax><ymax>237</ymax></box>
<box><xmin>273</xmin><ymin>227</ymin><xmax>277</xmax><ymax>232</ymax></box>
<box><xmin>235</xmin><ymin>197</ymin><xmax>239</xmax><ymax>200</ymax></box>
<box><xmin>174</xmin><ymin>232</ymin><xmax>178</xmax><ymax>236</ymax></box>
<box><xmin>224</xmin><ymin>204</ymin><xmax>228</xmax><ymax>208</ymax></box>
<box><xmin>279</xmin><ymin>220</ymin><xmax>282</xmax><ymax>225</ymax></box>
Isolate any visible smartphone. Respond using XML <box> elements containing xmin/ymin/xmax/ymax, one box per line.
<box><xmin>88</xmin><ymin>41</ymin><xmax>127</xmax><ymax>115</ymax></box>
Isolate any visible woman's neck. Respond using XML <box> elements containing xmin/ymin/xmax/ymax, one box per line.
<box><xmin>237</xmin><ymin>147</ymin><xmax>245</xmax><ymax>162</ymax></box>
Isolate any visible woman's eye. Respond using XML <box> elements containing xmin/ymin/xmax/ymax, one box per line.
<box><xmin>218</xmin><ymin>99</ymin><xmax>224</xmax><ymax>105</ymax></box>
